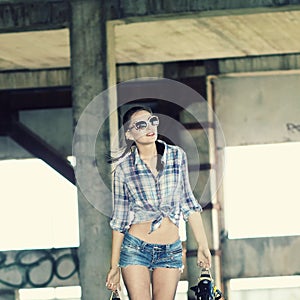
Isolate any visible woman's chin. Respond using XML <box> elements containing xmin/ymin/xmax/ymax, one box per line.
<box><xmin>136</xmin><ymin>134</ymin><xmax>157</xmax><ymax>144</ymax></box>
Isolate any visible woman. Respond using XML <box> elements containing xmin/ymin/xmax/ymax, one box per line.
<box><xmin>106</xmin><ymin>105</ymin><xmax>211</xmax><ymax>300</ymax></box>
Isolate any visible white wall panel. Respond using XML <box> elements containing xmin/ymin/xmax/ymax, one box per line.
<box><xmin>212</xmin><ymin>71</ymin><xmax>300</xmax><ymax>147</ymax></box>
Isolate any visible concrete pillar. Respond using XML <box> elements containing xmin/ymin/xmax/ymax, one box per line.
<box><xmin>70</xmin><ymin>1</ymin><xmax>112</xmax><ymax>299</ymax></box>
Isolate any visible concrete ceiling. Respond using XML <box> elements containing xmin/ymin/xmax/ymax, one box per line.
<box><xmin>115</xmin><ymin>10</ymin><xmax>300</xmax><ymax>63</ymax></box>
<box><xmin>0</xmin><ymin>29</ymin><xmax>70</xmax><ymax>70</ymax></box>
<box><xmin>0</xmin><ymin>9</ymin><xmax>299</xmax><ymax>70</ymax></box>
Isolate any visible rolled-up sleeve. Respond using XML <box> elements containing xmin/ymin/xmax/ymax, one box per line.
<box><xmin>180</xmin><ymin>150</ymin><xmax>202</xmax><ymax>221</ymax></box>
<box><xmin>110</xmin><ymin>165</ymin><xmax>130</xmax><ymax>233</ymax></box>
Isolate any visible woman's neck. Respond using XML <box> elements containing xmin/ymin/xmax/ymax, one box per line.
<box><xmin>137</xmin><ymin>142</ymin><xmax>157</xmax><ymax>159</ymax></box>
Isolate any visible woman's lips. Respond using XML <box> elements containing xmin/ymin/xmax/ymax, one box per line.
<box><xmin>146</xmin><ymin>132</ymin><xmax>155</xmax><ymax>137</ymax></box>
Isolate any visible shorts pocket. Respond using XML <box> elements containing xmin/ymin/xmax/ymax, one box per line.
<box><xmin>168</xmin><ymin>248</ymin><xmax>183</xmax><ymax>261</ymax></box>
<box><xmin>119</xmin><ymin>242</ymin><xmax>149</xmax><ymax>268</ymax></box>
<box><xmin>157</xmin><ymin>247</ymin><xmax>182</xmax><ymax>263</ymax></box>
<box><xmin>121</xmin><ymin>242</ymin><xmax>142</xmax><ymax>253</ymax></box>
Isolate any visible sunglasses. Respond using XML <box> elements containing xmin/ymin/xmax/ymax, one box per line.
<box><xmin>128</xmin><ymin>115</ymin><xmax>159</xmax><ymax>131</ymax></box>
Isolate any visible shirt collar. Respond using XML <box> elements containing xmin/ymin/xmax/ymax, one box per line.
<box><xmin>132</xmin><ymin>139</ymin><xmax>167</xmax><ymax>166</ymax></box>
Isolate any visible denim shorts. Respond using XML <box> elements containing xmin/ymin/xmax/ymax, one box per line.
<box><xmin>119</xmin><ymin>232</ymin><xmax>183</xmax><ymax>270</ymax></box>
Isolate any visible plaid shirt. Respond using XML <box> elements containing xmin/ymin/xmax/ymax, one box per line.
<box><xmin>110</xmin><ymin>140</ymin><xmax>202</xmax><ymax>234</ymax></box>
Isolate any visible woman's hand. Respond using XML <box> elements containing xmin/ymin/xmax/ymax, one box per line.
<box><xmin>197</xmin><ymin>247</ymin><xmax>211</xmax><ymax>269</ymax></box>
<box><xmin>187</xmin><ymin>212</ymin><xmax>212</xmax><ymax>269</ymax></box>
<box><xmin>106</xmin><ymin>267</ymin><xmax>121</xmax><ymax>292</ymax></box>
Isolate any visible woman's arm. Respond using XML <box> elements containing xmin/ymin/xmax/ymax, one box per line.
<box><xmin>106</xmin><ymin>230</ymin><xmax>124</xmax><ymax>291</ymax></box>
<box><xmin>107</xmin><ymin>165</ymin><xmax>130</xmax><ymax>291</ymax></box>
<box><xmin>188</xmin><ymin>211</ymin><xmax>211</xmax><ymax>269</ymax></box>
<box><xmin>110</xmin><ymin>230</ymin><xmax>124</xmax><ymax>268</ymax></box>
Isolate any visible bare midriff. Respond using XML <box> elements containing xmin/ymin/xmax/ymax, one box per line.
<box><xmin>128</xmin><ymin>217</ymin><xmax>180</xmax><ymax>244</ymax></box>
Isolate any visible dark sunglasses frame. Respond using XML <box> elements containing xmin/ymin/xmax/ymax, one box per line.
<box><xmin>128</xmin><ymin>115</ymin><xmax>159</xmax><ymax>131</ymax></box>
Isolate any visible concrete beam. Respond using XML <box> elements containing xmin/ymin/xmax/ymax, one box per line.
<box><xmin>1</xmin><ymin>0</ymin><xmax>300</xmax><ymax>33</ymax></box>
<box><xmin>99</xmin><ymin>0</ymin><xmax>300</xmax><ymax>18</ymax></box>
<box><xmin>0</xmin><ymin>87</ymin><xmax>71</xmax><ymax>110</ymax></box>
<box><xmin>0</xmin><ymin>1</ymin><xmax>69</xmax><ymax>33</ymax></box>
<box><xmin>0</xmin><ymin>68</ymin><xmax>71</xmax><ymax>90</ymax></box>
<box><xmin>219</xmin><ymin>53</ymin><xmax>300</xmax><ymax>74</ymax></box>
<box><xmin>117</xmin><ymin>63</ymin><xmax>163</xmax><ymax>82</ymax></box>
<box><xmin>8</xmin><ymin>120</ymin><xmax>75</xmax><ymax>184</ymax></box>
<box><xmin>0</xmin><ymin>52</ymin><xmax>299</xmax><ymax>91</ymax></box>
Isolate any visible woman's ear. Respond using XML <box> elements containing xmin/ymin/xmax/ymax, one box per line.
<box><xmin>125</xmin><ymin>130</ymin><xmax>134</xmax><ymax>141</ymax></box>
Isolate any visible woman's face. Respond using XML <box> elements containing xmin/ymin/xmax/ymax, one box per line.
<box><xmin>125</xmin><ymin>110</ymin><xmax>158</xmax><ymax>145</ymax></box>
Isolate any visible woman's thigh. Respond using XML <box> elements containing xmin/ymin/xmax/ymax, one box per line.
<box><xmin>121</xmin><ymin>265</ymin><xmax>151</xmax><ymax>300</ymax></box>
<box><xmin>152</xmin><ymin>267</ymin><xmax>181</xmax><ymax>300</ymax></box>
